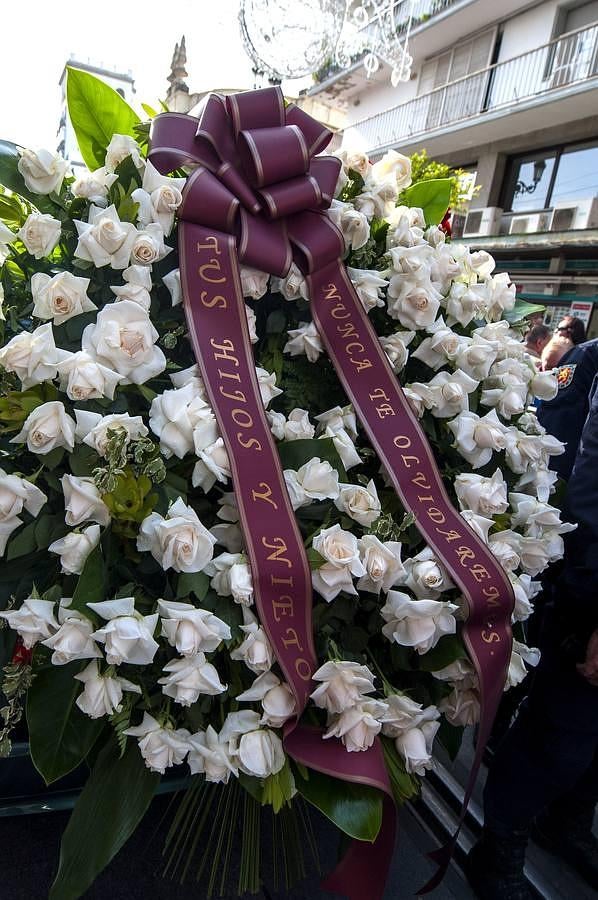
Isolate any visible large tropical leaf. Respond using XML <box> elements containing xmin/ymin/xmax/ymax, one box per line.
<box><xmin>49</xmin><ymin>738</ymin><xmax>159</xmax><ymax>900</ymax></box>
<box><xmin>27</xmin><ymin>660</ymin><xmax>104</xmax><ymax>784</ymax></box>
<box><xmin>294</xmin><ymin>766</ymin><xmax>383</xmax><ymax>842</ymax></box>
<box><xmin>66</xmin><ymin>66</ymin><xmax>141</xmax><ymax>171</ymax></box>
<box><xmin>401</xmin><ymin>177</ymin><xmax>452</xmax><ymax>226</ymax></box>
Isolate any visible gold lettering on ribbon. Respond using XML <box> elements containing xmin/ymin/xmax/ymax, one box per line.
<box><xmin>393</xmin><ymin>435</ymin><xmax>411</xmax><ymax>449</ymax></box>
<box><xmin>201</xmin><ymin>290</ymin><xmax>227</xmax><ymax>309</ymax></box>
<box><xmin>262</xmin><ymin>536</ymin><xmax>293</xmax><ymax>568</ymax></box>
<box><xmin>282</xmin><ymin>628</ymin><xmax>304</xmax><ymax>651</ymax></box>
<box><xmin>196</xmin><ymin>236</ymin><xmax>221</xmax><ymax>255</ymax></box>
<box><xmin>295</xmin><ymin>658</ymin><xmax>312</xmax><ymax>681</ymax></box>
<box><xmin>211</xmin><ymin>338</ymin><xmax>239</xmax><ymax>366</ymax></box>
<box><xmin>252</xmin><ymin>482</ymin><xmax>278</xmax><ymax>510</ymax></box>
<box><xmin>272</xmin><ymin>596</ymin><xmax>294</xmax><ymax>622</ymax></box>
<box><xmin>482</xmin><ymin>630</ymin><xmax>501</xmax><ymax>643</ymax></box>
<box><xmin>199</xmin><ymin>258</ymin><xmax>226</xmax><ymax>283</ymax></box>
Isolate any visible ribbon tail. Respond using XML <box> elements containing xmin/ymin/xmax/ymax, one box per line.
<box><xmin>321</xmin><ymin>796</ymin><xmax>396</xmax><ymax>900</ymax></box>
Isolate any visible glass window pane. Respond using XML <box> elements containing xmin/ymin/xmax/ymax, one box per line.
<box><xmin>509</xmin><ymin>155</ymin><xmax>556</xmax><ymax>212</ymax></box>
<box><xmin>550</xmin><ymin>145</ymin><xmax>598</xmax><ymax>205</ymax></box>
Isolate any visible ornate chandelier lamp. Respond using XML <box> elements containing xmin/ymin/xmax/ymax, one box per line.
<box><xmin>238</xmin><ymin>0</ymin><xmax>414</xmax><ymax>87</ymax></box>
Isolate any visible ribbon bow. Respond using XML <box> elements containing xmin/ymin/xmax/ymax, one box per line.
<box><xmin>150</xmin><ymin>86</ymin><xmax>343</xmax><ymax>278</ymax></box>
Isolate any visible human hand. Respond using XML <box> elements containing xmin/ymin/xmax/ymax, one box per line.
<box><xmin>577</xmin><ymin>630</ymin><xmax>598</xmax><ymax>686</ymax></box>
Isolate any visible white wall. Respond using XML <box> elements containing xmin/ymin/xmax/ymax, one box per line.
<box><xmin>498</xmin><ymin>0</ymin><xmax>559</xmax><ymax>61</ymax></box>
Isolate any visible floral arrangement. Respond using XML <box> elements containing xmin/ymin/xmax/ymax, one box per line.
<box><xmin>0</xmin><ymin>68</ymin><xmax>569</xmax><ymax>898</ymax></box>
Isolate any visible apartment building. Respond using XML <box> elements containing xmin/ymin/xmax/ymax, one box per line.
<box><xmin>308</xmin><ymin>0</ymin><xmax>598</xmax><ymax>336</ymax></box>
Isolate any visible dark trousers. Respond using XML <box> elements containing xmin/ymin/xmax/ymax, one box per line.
<box><xmin>484</xmin><ymin>605</ymin><xmax>598</xmax><ymax>836</ymax></box>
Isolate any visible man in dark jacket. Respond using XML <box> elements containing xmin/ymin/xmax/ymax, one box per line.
<box><xmin>467</xmin><ymin>374</ymin><xmax>598</xmax><ymax>900</ymax></box>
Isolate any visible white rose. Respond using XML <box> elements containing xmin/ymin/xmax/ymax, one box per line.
<box><xmin>170</xmin><ymin>364</ymin><xmax>205</xmax><ymax>392</ymax></box>
<box><xmin>431</xmin><ymin>658</ymin><xmax>475</xmax><ymax>682</ymax></box>
<box><xmin>311</xmin><ymin>524</ymin><xmax>366</xmax><ymax>602</ymax></box>
<box><xmin>31</xmin><ymin>271</ymin><xmax>96</xmax><ymax>325</ymax></box>
<box><xmin>210</xmin><ymin>522</ymin><xmax>243</xmax><ymax>553</ymax></box>
<box><xmin>447</xmin><ymin>408</ymin><xmax>508</xmax><ymax>469</ymax></box>
<box><xmin>240</xmin><ymin>266</ymin><xmax>270</xmax><ymax>299</ymax></box>
<box><xmin>71</xmin><ymin>166</ymin><xmax>117</xmax><ymax>205</ymax></box>
<box><xmin>0</xmin><ymin>597</ymin><xmax>58</xmax><ymax>648</ymax></box>
<box><xmin>12</xmin><ymin>401</ymin><xmax>76</xmax><ymax>455</ymax></box>
<box><xmin>206</xmin><ymin>552</ymin><xmax>254</xmax><ymax>606</ymax></box>
<box><xmin>488</xmin><ymin>530</ymin><xmax>521</xmax><ymax>573</ymax></box>
<box><xmin>395</xmin><ymin>720</ymin><xmax>440</xmax><ymax>775</ymax></box>
<box><xmin>412</xmin><ymin>318</ymin><xmax>468</xmax><ymax>371</ymax></box>
<box><xmin>0</xmin><ymin>323</ymin><xmax>68</xmax><ymax>388</ymax></box>
<box><xmin>111</xmin><ymin>264</ymin><xmax>152</xmax><ymax>310</ymax></box>
<box><xmin>137</xmin><ymin>497</ymin><xmax>216</xmax><ymax>574</ymax></box>
<box><xmin>481</xmin><ymin>384</ymin><xmax>528</xmax><ymax>420</ymax></box>
<box><xmin>74</xmin><ymin>204</ymin><xmax>137</xmax><ymax>269</ymax></box>
<box><xmin>256</xmin><ymin>367</ymin><xmax>283</xmax><ymax>407</ymax></box>
<box><xmin>370</xmin><ymin>150</ymin><xmax>411</xmax><ymax>191</ymax></box>
<box><xmin>48</xmin><ymin>524</ymin><xmax>101</xmax><ymax>575</ymax></box>
<box><xmin>105</xmin><ymin>134</ymin><xmax>145</xmax><ymax>173</ymax></box>
<box><xmin>187</xmin><ymin>726</ymin><xmax>238</xmax><ymax>783</ymax></box>
<box><xmin>270</xmin><ymin>262</ymin><xmax>308</xmax><ymax>302</ymax></box>
<box><xmin>455</xmin><ymin>335</ymin><xmax>498</xmax><ymax>381</ymax></box>
<box><xmin>324</xmin><ymin>699</ymin><xmax>387</xmax><ymax>752</ymax></box>
<box><xmin>354</xmin><ymin>184</ymin><xmax>397</xmax><ymax>219</ymax></box>
<box><xmin>380</xmin><ymin>590</ymin><xmax>458</xmax><ymax>654</ymax></box>
<box><xmin>284</xmin><ymin>458</ymin><xmax>339</xmax><ymax>510</ymax></box>
<box><xmin>335</xmin><ymin>479</ymin><xmax>381</xmax><ymax>526</ymax></box>
<box><xmin>389</xmin><ymin>242</ymin><xmax>434</xmax><ymax>275</ymax></box>
<box><xmin>460</xmin><ymin>510</ymin><xmax>494</xmax><ymax>543</ymax></box>
<box><xmin>74</xmin><ymin>409</ymin><xmax>148</xmax><ymax>457</ymax></box>
<box><xmin>82</xmin><ymin>299</ymin><xmax>166</xmax><ymax>384</ymax></box>
<box><xmin>518</xmin><ymin>533</ymin><xmax>563</xmax><ymax>576</ymax></box>
<box><xmin>237</xmin><ymin>671</ymin><xmax>297</xmax><ymax>728</ymax></box>
<box><xmin>238</xmin><ymin>728</ymin><xmax>285</xmax><ymax>777</ymax></box>
<box><xmin>486</xmin><ymin>272</ymin><xmax>516</xmax><ymax>319</ymax></box>
<box><xmin>124</xmin><ymin>713</ymin><xmax>190</xmax><ymax>774</ymax></box>
<box><xmin>455</xmin><ymin>470</ymin><xmax>508</xmax><ymax>516</ymax></box>
<box><xmin>326</xmin><ymin>201</ymin><xmax>370</xmax><ymax>251</ymax></box>
<box><xmin>230</xmin><ymin>609</ymin><xmax>274</xmax><ymax>673</ymax></box>
<box><xmin>386</xmin><ymin>206</ymin><xmax>425</xmax><ymax>248</ymax></box>
<box><xmin>88</xmin><ymin>596</ymin><xmax>159</xmax><ymax>665</ymax></box>
<box><xmin>315</xmin><ymin>405</ymin><xmax>358</xmax><ymax>441</ymax></box>
<box><xmin>159</xmin><ymin>652</ymin><xmax>227</xmax><ymax>706</ymax></box>
<box><xmin>136</xmin><ymin>160</ymin><xmax>185</xmax><ymax>234</ymax></box>
<box><xmin>159</xmin><ymin>599</ymin><xmax>230</xmax><ymax>655</ymax></box>
<box><xmin>162</xmin><ymin>268</ymin><xmax>182</xmax><ymax>306</ymax></box>
<box><xmin>150</xmin><ymin>383</ymin><xmax>215</xmax><ymax>459</ymax></box>
<box><xmin>424</xmin><ymin>370</ymin><xmax>479</xmax><ymax>418</ymax></box>
<box><xmin>17</xmin><ymin>148</ymin><xmax>68</xmax><ymax>195</ymax></box>
<box><xmin>402</xmin><ymin>547</ymin><xmax>452</xmax><ymax>599</ymax></box>
<box><xmin>245</xmin><ymin>304</ymin><xmax>258</xmax><ymax>344</ymax></box>
<box><xmin>379</xmin><ymin>331</ymin><xmax>415</xmax><ymax>373</ymax></box>
<box><xmin>283</xmin><ymin>321</ymin><xmax>323</xmax><ymax>363</ymax></box>
<box><xmin>75</xmin><ymin>660</ymin><xmax>140</xmax><ymax>719</ymax></box>
<box><xmin>18</xmin><ymin>213</ymin><xmax>61</xmax><ymax>259</ymax></box>
<box><xmin>62</xmin><ymin>474</ymin><xmax>110</xmax><ymax>526</ymax></box>
<box><xmin>380</xmin><ymin>694</ymin><xmax>439</xmax><ymax>738</ymax></box>
<box><xmin>57</xmin><ymin>351</ymin><xmax>121</xmax><ymax>401</ymax></box>
<box><xmin>509</xmin><ymin>573</ymin><xmax>541</xmax><ymax>623</ymax></box>
<box><xmin>444</xmin><ymin>282</ymin><xmax>489</xmax><ymax>327</ymax></box>
<box><xmin>192</xmin><ymin>438</ymin><xmax>231</xmax><ymax>492</ymax></box>
<box><xmin>357</xmin><ymin>536</ymin><xmax>404</xmax><ymax>594</ymax></box>
<box><xmin>130</xmin><ymin>224</ymin><xmax>172</xmax><ymax>267</ymax></box>
<box><xmin>531</xmin><ymin>369</ymin><xmax>558</xmax><ymax>401</ymax></box>
<box><xmin>439</xmin><ymin>685</ymin><xmax>481</xmax><ymax>727</ymax></box>
<box><xmin>337</xmin><ymin>150</ymin><xmax>370</xmax><ymax>179</ymax></box>
<box><xmin>321</xmin><ymin>425</ymin><xmax>362</xmax><ymax>470</ymax></box>
<box><xmin>42</xmin><ymin>602</ymin><xmax>102</xmax><ymax>665</ymax></box>
<box><xmin>347</xmin><ymin>267</ymin><xmax>388</xmax><ymax>312</ymax></box>
<box><xmin>506</xmin><ymin>640</ymin><xmax>540</xmax><ymax>690</ymax></box>
<box><xmin>388</xmin><ymin>283</ymin><xmax>441</xmax><ymax>330</ymax></box>
<box><xmin>272</xmin><ymin>408</ymin><xmax>314</xmax><ymax>442</ymax></box>
<box><xmin>0</xmin><ymin>469</ymin><xmax>46</xmax><ymax>523</ymax></box>
<box><xmin>310</xmin><ymin>660</ymin><xmax>376</xmax><ymax>714</ymax></box>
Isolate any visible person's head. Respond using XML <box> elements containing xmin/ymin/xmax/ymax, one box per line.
<box><xmin>525</xmin><ymin>324</ymin><xmax>551</xmax><ymax>355</ymax></box>
<box><xmin>556</xmin><ymin>315</ymin><xmax>586</xmax><ymax>346</ymax></box>
<box><xmin>541</xmin><ymin>333</ymin><xmax>574</xmax><ymax>370</ymax></box>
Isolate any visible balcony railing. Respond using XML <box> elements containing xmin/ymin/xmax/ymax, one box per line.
<box><xmin>350</xmin><ymin>22</ymin><xmax>598</xmax><ymax>152</ymax></box>
<box><xmin>357</xmin><ymin>0</ymin><xmax>461</xmax><ymax>40</ymax></box>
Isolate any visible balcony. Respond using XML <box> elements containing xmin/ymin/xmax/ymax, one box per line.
<box><xmin>346</xmin><ymin>23</ymin><xmax>598</xmax><ymax>155</ymax></box>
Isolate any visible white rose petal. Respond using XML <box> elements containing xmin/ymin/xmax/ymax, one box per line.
<box><xmin>17</xmin><ymin>148</ymin><xmax>69</xmax><ymax>195</ymax></box>
<box><xmin>311</xmin><ymin>660</ymin><xmax>376</xmax><ymax>715</ymax></box>
<box><xmin>137</xmin><ymin>497</ymin><xmax>216</xmax><ymax>574</ymax></box>
<box><xmin>380</xmin><ymin>590</ymin><xmax>458</xmax><ymax>654</ymax></box>
<box><xmin>31</xmin><ymin>271</ymin><xmax>96</xmax><ymax>325</ymax></box>
<box><xmin>74</xmin><ymin>409</ymin><xmax>148</xmax><ymax>457</ymax></box>
<box><xmin>0</xmin><ymin>597</ymin><xmax>58</xmax><ymax>648</ymax></box>
<box><xmin>159</xmin><ymin>599</ymin><xmax>231</xmax><ymax>655</ymax></box>
<box><xmin>89</xmin><ymin>597</ymin><xmax>159</xmax><ymax>665</ymax></box>
<box><xmin>74</xmin><ymin>205</ymin><xmax>137</xmax><ymax>270</ymax></box>
<box><xmin>48</xmin><ymin>524</ymin><xmax>101</xmax><ymax>575</ymax></box>
<box><xmin>124</xmin><ymin>713</ymin><xmax>190</xmax><ymax>774</ymax></box>
<box><xmin>12</xmin><ymin>401</ymin><xmax>76</xmax><ymax>455</ymax></box>
<box><xmin>75</xmin><ymin>660</ymin><xmax>140</xmax><ymax>719</ymax></box>
<box><xmin>61</xmin><ymin>474</ymin><xmax>110</xmax><ymax>526</ymax></box>
<box><xmin>82</xmin><ymin>299</ymin><xmax>165</xmax><ymax>384</ymax></box>
<box><xmin>57</xmin><ymin>351</ymin><xmax>121</xmax><ymax>402</ymax></box>
<box><xmin>159</xmin><ymin>652</ymin><xmax>227</xmax><ymax>706</ymax></box>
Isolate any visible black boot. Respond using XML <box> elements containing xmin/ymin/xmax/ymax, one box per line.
<box><xmin>532</xmin><ymin>803</ymin><xmax>598</xmax><ymax>890</ymax></box>
<box><xmin>465</xmin><ymin>827</ymin><xmax>533</xmax><ymax>900</ymax></box>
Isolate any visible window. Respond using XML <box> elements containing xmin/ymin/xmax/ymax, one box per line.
<box><xmin>503</xmin><ymin>141</ymin><xmax>598</xmax><ymax>214</ymax></box>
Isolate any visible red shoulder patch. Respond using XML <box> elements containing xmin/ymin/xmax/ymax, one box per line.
<box><xmin>556</xmin><ymin>364</ymin><xmax>577</xmax><ymax>389</ymax></box>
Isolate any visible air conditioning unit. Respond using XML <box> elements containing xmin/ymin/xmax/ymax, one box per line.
<box><xmin>550</xmin><ymin>197</ymin><xmax>598</xmax><ymax>232</ymax></box>
<box><xmin>509</xmin><ymin>212</ymin><xmax>552</xmax><ymax>234</ymax></box>
<box><xmin>450</xmin><ymin>212</ymin><xmax>467</xmax><ymax>239</ymax></box>
<box><xmin>463</xmin><ymin>207</ymin><xmax>503</xmax><ymax>237</ymax></box>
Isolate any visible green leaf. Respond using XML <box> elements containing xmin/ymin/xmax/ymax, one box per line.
<box><xmin>141</xmin><ymin>102</ymin><xmax>158</xmax><ymax>118</ymax></box>
<box><xmin>504</xmin><ymin>299</ymin><xmax>546</xmax><ymax>324</ymax></box>
<box><xmin>277</xmin><ymin>437</ymin><xmax>348</xmax><ymax>481</ymax></box>
<box><xmin>175</xmin><ymin>571</ymin><xmax>210</xmax><ymax>602</ymax></box>
<box><xmin>306</xmin><ymin>547</ymin><xmax>327</xmax><ymax>570</ymax></box>
<box><xmin>417</xmin><ymin>634</ymin><xmax>468</xmax><ymax>671</ymax></box>
<box><xmin>66</xmin><ymin>66</ymin><xmax>141</xmax><ymax>170</ymax></box>
<box><xmin>437</xmin><ymin>718</ymin><xmax>464</xmax><ymax>761</ymax></box>
<box><xmin>401</xmin><ymin>177</ymin><xmax>452</xmax><ymax>226</ymax></box>
<box><xmin>0</xmin><ymin>192</ymin><xmax>28</xmax><ymax>229</ymax></box>
<box><xmin>0</xmin><ymin>140</ymin><xmax>56</xmax><ymax>213</ymax></box>
<box><xmin>27</xmin><ymin>661</ymin><xmax>103</xmax><ymax>785</ymax></box>
<box><xmin>49</xmin><ymin>738</ymin><xmax>159</xmax><ymax>900</ymax></box>
<box><xmin>69</xmin><ymin>543</ymin><xmax>106</xmax><ymax>617</ymax></box>
<box><xmin>6</xmin><ymin>520</ymin><xmax>37</xmax><ymax>560</ymax></box>
<box><xmin>294</xmin><ymin>766</ymin><xmax>382</xmax><ymax>842</ymax></box>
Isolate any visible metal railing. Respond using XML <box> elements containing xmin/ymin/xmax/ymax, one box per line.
<box><xmin>350</xmin><ymin>22</ymin><xmax>598</xmax><ymax>152</ymax></box>
<box><xmin>356</xmin><ymin>0</ymin><xmax>462</xmax><ymax>39</ymax></box>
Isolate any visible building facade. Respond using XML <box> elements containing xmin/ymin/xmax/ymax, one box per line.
<box><xmin>309</xmin><ymin>0</ymin><xmax>598</xmax><ymax>336</ymax></box>
<box><xmin>57</xmin><ymin>60</ymin><xmax>136</xmax><ymax>170</ymax></box>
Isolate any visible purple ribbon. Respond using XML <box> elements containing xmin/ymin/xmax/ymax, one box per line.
<box><xmin>149</xmin><ymin>86</ymin><xmax>514</xmax><ymax>896</ymax></box>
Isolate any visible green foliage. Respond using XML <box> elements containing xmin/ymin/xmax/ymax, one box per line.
<box><xmin>504</xmin><ymin>299</ymin><xmax>546</xmax><ymax>325</ymax></box>
<box><xmin>0</xmin><ymin>382</ymin><xmax>58</xmax><ymax>432</ymax></box>
<box><xmin>406</xmin><ymin>149</ymin><xmax>480</xmax><ymax>212</ymax></box>
<box><xmin>49</xmin><ymin>737</ymin><xmax>159</xmax><ymax>900</ymax></box>
<box><xmin>27</xmin><ymin>660</ymin><xmax>104</xmax><ymax>784</ymax></box>
<box><xmin>69</xmin><ymin>543</ymin><xmax>106</xmax><ymax>616</ymax></box>
<box><xmin>294</xmin><ymin>765</ymin><xmax>383</xmax><ymax>842</ymax></box>
<box><xmin>66</xmin><ymin>66</ymin><xmax>141</xmax><ymax>170</ymax></box>
<box><xmin>401</xmin><ymin>178</ymin><xmax>453</xmax><ymax>226</ymax></box>
<box><xmin>102</xmin><ymin>469</ymin><xmax>157</xmax><ymax>538</ymax></box>
<box><xmin>416</xmin><ymin>634</ymin><xmax>468</xmax><ymax>671</ymax></box>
